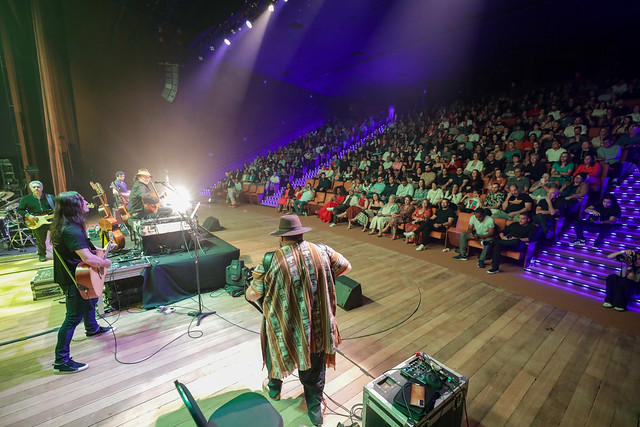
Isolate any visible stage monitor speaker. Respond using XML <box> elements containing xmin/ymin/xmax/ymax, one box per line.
<box><xmin>335</xmin><ymin>276</ymin><xmax>362</xmax><ymax>310</ymax></box>
<box><xmin>202</xmin><ymin>216</ymin><xmax>222</xmax><ymax>232</ymax></box>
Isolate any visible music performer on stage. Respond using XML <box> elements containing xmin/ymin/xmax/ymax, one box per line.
<box><xmin>245</xmin><ymin>215</ymin><xmax>351</xmax><ymax>426</ymax></box>
<box><xmin>128</xmin><ymin>168</ymin><xmax>172</xmax><ymax>219</ymax></box>
<box><xmin>110</xmin><ymin>170</ymin><xmax>130</xmax><ymax>208</ymax></box>
<box><xmin>50</xmin><ymin>191</ymin><xmax>113</xmax><ymax>374</ymax></box>
<box><xmin>17</xmin><ymin>180</ymin><xmax>54</xmax><ymax>261</ymax></box>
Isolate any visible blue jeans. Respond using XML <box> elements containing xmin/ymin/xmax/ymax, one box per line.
<box><xmin>293</xmin><ymin>200</ymin><xmax>309</xmax><ymax>215</ymax></box>
<box><xmin>55</xmin><ymin>287</ymin><xmax>100</xmax><ymax>364</ymax></box>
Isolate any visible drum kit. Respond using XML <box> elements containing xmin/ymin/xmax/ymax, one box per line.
<box><xmin>0</xmin><ymin>191</ymin><xmax>36</xmax><ymax>250</ymax></box>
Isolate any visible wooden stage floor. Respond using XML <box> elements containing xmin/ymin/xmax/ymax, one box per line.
<box><xmin>1</xmin><ymin>202</ymin><xmax>639</xmax><ymax>427</ymax></box>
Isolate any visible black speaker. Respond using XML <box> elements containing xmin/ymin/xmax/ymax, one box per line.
<box><xmin>202</xmin><ymin>216</ymin><xmax>222</xmax><ymax>232</ymax></box>
<box><xmin>335</xmin><ymin>276</ymin><xmax>362</xmax><ymax>310</ymax></box>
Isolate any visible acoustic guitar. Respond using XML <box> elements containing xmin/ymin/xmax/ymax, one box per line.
<box><xmin>74</xmin><ymin>241</ymin><xmax>112</xmax><ymax>300</ymax></box>
<box><xmin>90</xmin><ymin>181</ymin><xmax>125</xmax><ymax>249</ymax></box>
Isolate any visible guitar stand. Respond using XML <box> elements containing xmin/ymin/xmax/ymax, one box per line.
<box><xmin>10</xmin><ymin>221</ymin><xmax>35</xmax><ymax>249</ymax></box>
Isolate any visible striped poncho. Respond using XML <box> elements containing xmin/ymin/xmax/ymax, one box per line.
<box><xmin>250</xmin><ymin>241</ymin><xmax>351</xmax><ymax>379</ymax></box>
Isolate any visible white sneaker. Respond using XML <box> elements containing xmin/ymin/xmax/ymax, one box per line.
<box><xmin>416</xmin><ymin>244</ymin><xmax>425</xmax><ymax>251</ymax></box>
<box><xmin>326</xmin><ymin>207</ymin><xmax>334</xmax><ymax>211</ymax></box>
<box><xmin>404</xmin><ymin>231</ymin><xmax>415</xmax><ymax>238</ymax></box>
<box><xmin>329</xmin><ymin>223</ymin><xmax>336</xmax><ymax>227</ymax></box>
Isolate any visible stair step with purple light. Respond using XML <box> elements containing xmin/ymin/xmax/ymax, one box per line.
<box><xmin>523</xmin><ymin>264</ymin><xmax>606</xmax><ymax>293</ymax></box>
<box><xmin>558</xmin><ymin>229</ymin><xmax>640</xmax><ymax>246</ymax></box>
<box><xmin>536</xmin><ymin>246</ymin><xmax>622</xmax><ymax>268</ymax></box>
<box><xmin>530</xmin><ymin>258</ymin><xmax>614</xmax><ymax>282</ymax></box>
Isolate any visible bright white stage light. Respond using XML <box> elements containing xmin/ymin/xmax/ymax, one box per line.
<box><xmin>246</xmin><ymin>20</ymin><xmax>252</xmax><ymax>29</ymax></box>
<box><xmin>164</xmin><ymin>185</ymin><xmax>193</xmax><ymax>214</ymax></box>
<box><xmin>268</xmin><ymin>4</ymin><xmax>274</xmax><ymax>12</ymax></box>
<box><xmin>224</xmin><ymin>38</ymin><xmax>231</xmax><ymax>45</ymax></box>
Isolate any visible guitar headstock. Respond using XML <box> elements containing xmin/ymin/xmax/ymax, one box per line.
<box><xmin>95</xmin><ymin>183</ymin><xmax>105</xmax><ymax>196</ymax></box>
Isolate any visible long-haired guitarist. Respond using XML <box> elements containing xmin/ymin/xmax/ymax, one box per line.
<box><xmin>50</xmin><ymin>191</ymin><xmax>113</xmax><ymax>374</ymax></box>
<box><xmin>17</xmin><ymin>180</ymin><xmax>55</xmax><ymax>262</ymax></box>
<box><xmin>128</xmin><ymin>168</ymin><xmax>172</xmax><ymax>219</ymax></box>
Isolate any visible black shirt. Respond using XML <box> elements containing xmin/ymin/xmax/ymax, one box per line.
<box><xmin>129</xmin><ymin>180</ymin><xmax>160</xmax><ymax>217</ymax></box>
<box><xmin>504</xmin><ymin>222</ymin><xmax>537</xmax><ymax>241</ymax></box>
<box><xmin>524</xmin><ymin>162</ymin><xmax>546</xmax><ymax>181</ymax></box>
<box><xmin>537</xmin><ymin>198</ymin><xmax>565</xmax><ymax>216</ymax></box>
<box><xmin>53</xmin><ymin>223</ymin><xmax>94</xmax><ymax>294</ymax></box>
<box><xmin>505</xmin><ymin>193</ymin><xmax>533</xmax><ymax>214</ymax></box>
<box><xmin>433</xmin><ymin>206</ymin><xmax>457</xmax><ymax>224</ymax></box>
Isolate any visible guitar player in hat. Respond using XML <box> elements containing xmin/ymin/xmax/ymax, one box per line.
<box><xmin>17</xmin><ymin>180</ymin><xmax>55</xmax><ymax>261</ymax></box>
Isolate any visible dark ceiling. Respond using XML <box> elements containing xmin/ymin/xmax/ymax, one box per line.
<box><xmin>110</xmin><ymin>0</ymin><xmax>640</xmax><ymax>100</ymax></box>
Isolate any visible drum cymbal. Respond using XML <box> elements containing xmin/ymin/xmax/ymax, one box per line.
<box><xmin>0</xmin><ymin>191</ymin><xmax>14</xmax><ymax>201</ymax></box>
<box><xmin>1</xmin><ymin>201</ymin><xmax>18</xmax><ymax>211</ymax></box>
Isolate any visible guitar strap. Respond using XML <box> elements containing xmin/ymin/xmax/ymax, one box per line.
<box><xmin>45</xmin><ymin>194</ymin><xmax>55</xmax><ymax>210</ymax></box>
<box><xmin>52</xmin><ymin>247</ymin><xmax>88</xmax><ymax>298</ymax></box>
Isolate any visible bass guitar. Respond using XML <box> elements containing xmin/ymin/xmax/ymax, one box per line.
<box><xmin>90</xmin><ymin>181</ymin><xmax>125</xmax><ymax>249</ymax></box>
<box><xmin>75</xmin><ymin>241</ymin><xmax>112</xmax><ymax>299</ymax></box>
<box><xmin>25</xmin><ymin>214</ymin><xmax>54</xmax><ymax>230</ymax></box>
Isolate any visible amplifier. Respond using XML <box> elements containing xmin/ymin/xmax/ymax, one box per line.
<box><xmin>139</xmin><ymin>220</ymin><xmax>189</xmax><ymax>236</ymax></box>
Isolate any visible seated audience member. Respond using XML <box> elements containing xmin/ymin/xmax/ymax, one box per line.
<box><xmin>352</xmin><ymin>193</ymin><xmax>384</xmax><ymax>231</ymax></box>
<box><xmin>369</xmin><ymin>176</ymin><xmax>386</xmax><ymax>198</ymax></box>
<box><xmin>420</xmin><ymin>164</ymin><xmax>437</xmax><ymax>187</ymax></box>
<box><xmin>368</xmin><ymin>195</ymin><xmax>399</xmax><ymax>235</ymax></box>
<box><xmin>453</xmin><ymin>207</ymin><xmax>496</xmax><ymax>268</ymax></box>
<box><xmin>450</xmin><ymin>167</ymin><xmax>469</xmax><ymax>190</ymax></box>
<box><xmin>603</xmin><ymin>249</ymin><xmax>640</xmax><ymax>311</ymax></box>
<box><xmin>504</xmin><ymin>140</ymin><xmax>523</xmax><ymax>163</ymax></box>
<box><xmin>292</xmin><ymin>184</ymin><xmax>315</xmax><ymax>215</ymax></box>
<box><xmin>550</xmin><ymin>152</ymin><xmax>574</xmax><ymax>186</ymax></box>
<box><xmin>277</xmin><ymin>182</ymin><xmax>294</xmax><ymax>212</ymax></box>
<box><xmin>426</xmin><ymin>181</ymin><xmax>444</xmax><ymax>206</ymax></box>
<box><xmin>381</xmin><ymin>196</ymin><xmax>415</xmax><ymax>239</ymax></box>
<box><xmin>464</xmin><ymin>152</ymin><xmax>484</xmax><ymax>175</ymax></box>
<box><xmin>527</xmin><ymin>140</ymin><xmax>547</xmax><ymax>163</ymax></box>
<box><xmin>572</xmin><ymin>140</ymin><xmax>598</xmax><ymax>164</ymax></box>
<box><xmin>396</xmin><ymin>178</ymin><xmax>415</xmax><ymax>199</ymax></box>
<box><xmin>330</xmin><ymin>188</ymin><xmax>360</xmax><ymax>226</ymax></box>
<box><xmin>380</xmin><ymin>176</ymin><xmax>399</xmax><ymax>202</ymax></box>
<box><xmin>564</xmin><ymin>126</ymin><xmax>589</xmax><ymax>153</ymax></box>
<box><xmin>572</xmin><ymin>154</ymin><xmax>602</xmax><ymax>192</ymax></box>
<box><xmin>532</xmin><ymin>186</ymin><xmax>564</xmax><ymax>237</ymax></box>
<box><xmin>529</xmin><ymin>173</ymin><xmax>552</xmax><ymax>201</ymax></box>
<box><xmin>484</xmin><ymin>182</ymin><xmax>507</xmax><ymax>211</ymax></box>
<box><xmin>487</xmin><ymin>213</ymin><xmax>538</xmax><ymax>274</ymax></box>
<box><xmin>413</xmin><ymin>179</ymin><xmax>429</xmax><ymax>203</ymax></box>
<box><xmin>558</xmin><ymin>181</ymin><xmax>586</xmax><ymax>231</ymax></box>
<box><xmin>483</xmin><ymin>152</ymin><xmax>503</xmax><ymax>177</ymax></box>
<box><xmin>590</xmin><ymin>127</ymin><xmax>610</xmax><ymax>149</ymax></box>
<box><xmin>571</xmin><ymin>194</ymin><xmax>621</xmax><ymax>248</ymax></box>
<box><xmin>444</xmin><ymin>183</ymin><xmax>463</xmax><ymax>207</ymax></box>
<box><xmin>436</xmin><ymin>168</ymin><xmax>452</xmax><ymax>190</ymax></box>
<box><xmin>317</xmin><ymin>187</ymin><xmax>346</xmax><ymax>223</ymax></box>
<box><xmin>504</xmin><ymin>154</ymin><xmax>524</xmax><ymax>177</ymax></box>
<box><xmin>506</xmin><ymin>167</ymin><xmax>530</xmax><ymax>193</ymax></box>
<box><xmin>545</xmin><ymin>139</ymin><xmax>567</xmax><ymax>164</ymax></box>
<box><xmin>464</xmin><ymin>169</ymin><xmax>485</xmax><ymax>194</ymax></box>
<box><xmin>344</xmin><ymin>193</ymin><xmax>368</xmax><ymax>229</ymax></box>
<box><xmin>404</xmin><ymin>198</ymin><xmax>457</xmax><ymax>251</ymax></box>
<box><xmin>404</xmin><ymin>199</ymin><xmax>432</xmax><ymax>243</ymax></box>
<box><xmin>445</xmin><ymin>154</ymin><xmax>462</xmax><ymax>174</ymax></box>
<box><xmin>492</xmin><ymin>185</ymin><xmax>533</xmax><ymax>220</ymax></box>
<box><xmin>315</xmin><ymin>173</ymin><xmax>331</xmax><ymax>192</ymax></box>
<box><xmin>524</xmin><ymin>153</ymin><xmax>546</xmax><ymax>182</ymax></box>
<box><xmin>596</xmin><ymin>137</ymin><xmax>622</xmax><ymax>178</ymax></box>
<box><xmin>459</xmin><ymin>190</ymin><xmax>482</xmax><ymax>213</ymax></box>
<box><xmin>489</xmin><ymin>169</ymin><xmax>508</xmax><ymax>190</ymax></box>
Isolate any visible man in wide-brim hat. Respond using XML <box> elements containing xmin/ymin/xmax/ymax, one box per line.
<box><xmin>246</xmin><ymin>215</ymin><xmax>351</xmax><ymax>426</ymax></box>
<box><xmin>128</xmin><ymin>168</ymin><xmax>172</xmax><ymax>218</ymax></box>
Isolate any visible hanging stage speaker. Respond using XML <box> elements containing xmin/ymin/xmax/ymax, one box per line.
<box><xmin>202</xmin><ymin>216</ymin><xmax>222</xmax><ymax>232</ymax></box>
<box><xmin>161</xmin><ymin>63</ymin><xmax>179</xmax><ymax>103</ymax></box>
<box><xmin>335</xmin><ymin>276</ymin><xmax>362</xmax><ymax>310</ymax></box>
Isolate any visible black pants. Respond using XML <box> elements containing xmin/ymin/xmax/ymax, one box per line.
<box><xmin>533</xmin><ymin>213</ymin><xmax>554</xmax><ymax>235</ymax></box>
<box><xmin>32</xmin><ymin>224</ymin><xmax>49</xmax><ymax>257</ymax></box>
<box><xmin>605</xmin><ymin>274</ymin><xmax>638</xmax><ymax>310</ymax></box>
<box><xmin>331</xmin><ymin>204</ymin><xmax>349</xmax><ymax>223</ymax></box>
<box><xmin>491</xmin><ymin>239</ymin><xmax>525</xmax><ymax>270</ymax></box>
<box><xmin>265</xmin><ymin>346</ymin><xmax>325</xmax><ymax>423</ymax></box>
<box><xmin>574</xmin><ymin>220</ymin><xmax>612</xmax><ymax>246</ymax></box>
<box><xmin>413</xmin><ymin>219</ymin><xmax>446</xmax><ymax>245</ymax></box>
<box><xmin>54</xmin><ymin>287</ymin><xmax>100</xmax><ymax>364</ymax></box>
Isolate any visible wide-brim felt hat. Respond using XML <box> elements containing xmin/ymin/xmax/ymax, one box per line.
<box><xmin>136</xmin><ymin>168</ymin><xmax>152</xmax><ymax>177</ymax></box>
<box><xmin>270</xmin><ymin>215</ymin><xmax>312</xmax><ymax>237</ymax></box>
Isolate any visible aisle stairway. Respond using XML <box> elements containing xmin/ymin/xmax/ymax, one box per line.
<box><xmin>524</xmin><ymin>168</ymin><xmax>640</xmax><ymax>306</ymax></box>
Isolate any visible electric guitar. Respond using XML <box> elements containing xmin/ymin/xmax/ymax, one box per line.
<box><xmin>25</xmin><ymin>214</ymin><xmax>54</xmax><ymax>230</ymax></box>
<box><xmin>74</xmin><ymin>240</ymin><xmax>113</xmax><ymax>300</ymax></box>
